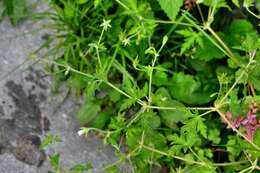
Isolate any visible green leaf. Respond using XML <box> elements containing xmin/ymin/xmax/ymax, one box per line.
<box><xmin>49</xmin><ymin>154</ymin><xmax>61</xmax><ymax>171</ymax></box>
<box><xmin>232</xmin><ymin>0</ymin><xmax>240</xmax><ymax>7</ymax></box>
<box><xmin>225</xmin><ymin>19</ymin><xmax>257</xmax><ymax>48</ymax></box>
<box><xmin>4</xmin><ymin>0</ymin><xmax>26</xmax><ymax>25</ymax></box>
<box><xmin>176</xmin><ymin>29</ymin><xmax>203</xmax><ymax>54</ymax></box>
<box><xmin>40</xmin><ymin>134</ymin><xmax>62</xmax><ymax>150</ymax></box>
<box><xmin>91</xmin><ymin>111</ymin><xmax>110</xmax><ymax>129</ymax></box>
<box><xmin>119</xmin><ymin>98</ymin><xmax>136</xmax><ymax>111</ymax></box>
<box><xmin>208</xmin><ymin>129</ymin><xmax>221</xmax><ymax>144</ymax></box>
<box><xmin>76</xmin><ymin>0</ymin><xmax>88</xmax><ymax>5</ymax></box>
<box><xmin>162</xmin><ymin>35</ymin><xmax>168</xmax><ymax>47</ymax></box>
<box><xmin>152</xmin><ymin>71</ymin><xmax>168</xmax><ymax>86</ymax></box>
<box><xmin>105</xmin><ymin>166</ymin><xmax>124</xmax><ymax>173</ymax></box>
<box><xmin>227</xmin><ymin>19</ymin><xmax>254</xmax><ymax>34</ymax></box>
<box><xmin>64</xmin><ymin>3</ymin><xmax>75</xmax><ymax>18</ymax></box>
<box><xmin>109</xmin><ymin>89</ymin><xmax>121</xmax><ymax>102</ymax></box>
<box><xmin>195</xmin><ymin>36</ymin><xmax>225</xmax><ymax>61</ymax></box>
<box><xmin>226</xmin><ymin>136</ymin><xmax>242</xmax><ymax>159</ymax></box>
<box><xmin>122</xmin><ymin>0</ymin><xmax>137</xmax><ymax>10</ymax></box>
<box><xmin>153</xmin><ymin>88</ymin><xmax>192</xmax><ymax>126</ymax></box>
<box><xmin>85</xmin><ymin>80</ymin><xmax>99</xmax><ymax>99</ymax></box>
<box><xmin>160</xmin><ymin>99</ymin><xmax>191</xmax><ymax>125</ymax></box>
<box><xmin>168</xmin><ymin>133</ymin><xmax>200</xmax><ymax>154</ymax></box>
<box><xmin>68</xmin><ymin>74</ymin><xmax>88</xmax><ymax>91</ymax></box>
<box><xmin>241</xmin><ymin>33</ymin><xmax>260</xmax><ymax>52</ymax></box>
<box><xmin>228</xmin><ymin>88</ymin><xmax>241</xmax><ymax>117</ymax></box>
<box><xmin>77</xmin><ymin>101</ymin><xmax>101</xmax><ymax>125</ymax></box>
<box><xmin>69</xmin><ymin>163</ymin><xmax>92</xmax><ymax>172</ymax></box>
<box><xmin>184</xmin><ymin>165</ymin><xmax>217</xmax><ymax>173</ymax></box>
<box><xmin>243</xmin><ymin>0</ymin><xmax>254</xmax><ymax>7</ymax></box>
<box><xmin>254</xmin><ymin>129</ymin><xmax>260</xmax><ymax>147</ymax></box>
<box><xmin>157</xmin><ymin>0</ymin><xmax>183</xmax><ymax>20</ymax></box>
<box><xmin>139</xmin><ymin>111</ymin><xmax>161</xmax><ymax>130</ymax></box>
<box><xmin>94</xmin><ymin>0</ymin><xmax>101</xmax><ymax>8</ymax></box>
<box><xmin>126</xmin><ymin>128</ymin><xmax>143</xmax><ymax>149</ymax></box>
<box><xmin>170</xmin><ymin>73</ymin><xmax>215</xmax><ymax>105</ymax></box>
<box><xmin>181</xmin><ymin>116</ymin><xmax>207</xmax><ymax>138</ymax></box>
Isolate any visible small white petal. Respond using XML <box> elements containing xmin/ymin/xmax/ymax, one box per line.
<box><xmin>77</xmin><ymin>129</ymin><xmax>85</xmax><ymax>136</ymax></box>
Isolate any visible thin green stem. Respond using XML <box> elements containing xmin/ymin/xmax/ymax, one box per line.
<box><xmin>126</xmin><ymin>107</ymin><xmax>146</xmax><ymax>128</ymax></box>
<box><xmin>146</xmin><ymin>105</ymin><xmax>214</xmax><ymax>111</ymax></box>
<box><xmin>115</xmin><ymin>0</ymin><xmax>130</xmax><ymax>10</ymax></box>
<box><xmin>189</xmin><ymin>147</ymin><xmax>207</xmax><ymax>166</ymax></box>
<box><xmin>246</xmin><ymin>7</ymin><xmax>260</xmax><ymax>20</ymax></box>
<box><xmin>182</xmin><ymin>13</ymin><xmax>229</xmax><ymax>57</ymax></box>
<box><xmin>96</xmin><ymin>28</ymin><xmax>105</xmax><ymax>68</ymax></box>
<box><xmin>105</xmin><ymin>44</ymin><xmax>119</xmax><ymax>75</ymax></box>
<box><xmin>98</xmin><ymin>28</ymin><xmax>104</xmax><ymax>45</ymax></box>
<box><xmin>196</xmin><ymin>4</ymin><xmax>205</xmax><ymax>24</ymax></box>
<box><xmin>38</xmin><ymin>58</ymin><xmax>145</xmax><ymax>105</ymax></box>
<box><xmin>207</xmin><ymin>26</ymin><xmax>239</xmax><ymax>65</ymax></box>
<box><xmin>95</xmin><ymin>47</ymin><xmax>102</xmax><ymax>68</ymax></box>
<box><xmin>142</xmin><ymin>145</ymin><xmax>250</xmax><ymax>167</ymax></box>
<box><xmin>143</xmin><ymin>18</ymin><xmax>194</xmax><ymax>27</ymax></box>
<box><xmin>219</xmin><ymin>55</ymin><xmax>254</xmax><ymax>104</ymax></box>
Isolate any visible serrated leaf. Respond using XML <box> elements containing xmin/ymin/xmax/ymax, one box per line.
<box><xmin>226</xmin><ymin>136</ymin><xmax>243</xmax><ymax>158</ymax></box>
<box><xmin>182</xmin><ymin>116</ymin><xmax>207</xmax><ymax>138</ymax></box>
<box><xmin>157</xmin><ymin>0</ymin><xmax>183</xmax><ymax>20</ymax></box>
<box><xmin>208</xmin><ymin>129</ymin><xmax>221</xmax><ymax>144</ymax></box>
<box><xmin>168</xmin><ymin>133</ymin><xmax>200</xmax><ymax>153</ymax></box>
<box><xmin>119</xmin><ymin>98</ymin><xmax>136</xmax><ymax>111</ymax></box>
<box><xmin>176</xmin><ymin>29</ymin><xmax>203</xmax><ymax>54</ymax></box>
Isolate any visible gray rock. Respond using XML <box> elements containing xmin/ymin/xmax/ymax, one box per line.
<box><xmin>0</xmin><ymin>0</ymin><xmax>118</xmax><ymax>172</ymax></box>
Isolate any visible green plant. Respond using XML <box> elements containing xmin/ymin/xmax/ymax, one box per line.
<box><xmin>0</xmin><ymin>0</ymin><xmax>27</xmax><ymax>25</ymax></box>
<box><xmin>36</xmin><ymin>0</ymin><xmax>260</xmax><ymax>172</ymax></box>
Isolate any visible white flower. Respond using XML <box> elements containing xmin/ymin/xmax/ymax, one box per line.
<box><xmin>122</xmin><ymin>37</ymin><xmax>130</xmax><ymax>46</ymax></box>
<box><xmin>100</xmin><ymin>19</ymin><xmax>112</xmax><ymax>31</ymax></box>
<box><xmin>77</xmin><ymin>128</ymin><xmax>86</xmax><ymax>136</ymax></box>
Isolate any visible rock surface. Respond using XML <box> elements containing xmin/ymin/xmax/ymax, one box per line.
<box><xmin>0</xmin><ymin>1</ymin><xmax>117</xmax><ymax>172</ymax></box>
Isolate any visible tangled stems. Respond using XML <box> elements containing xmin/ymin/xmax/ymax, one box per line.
<box><xmin>36</xmin><ymin>3</ymin><xmax>259</xmax><ymax>169</ymax></box>
<box><xmin>39</xmin><ymin>45</ymin><xmax>258</xmax><ymax>147</ymax></box>
<box><xmin>33</xmin><ymin>43</ymin><xmax>259</xmax><ymax>171</ymax></box>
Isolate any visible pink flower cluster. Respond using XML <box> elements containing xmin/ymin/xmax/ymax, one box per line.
<box><xmin>225</xmin><ymin>108</ymin><xmax>260</xmax><ymax>141</ymax></box>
